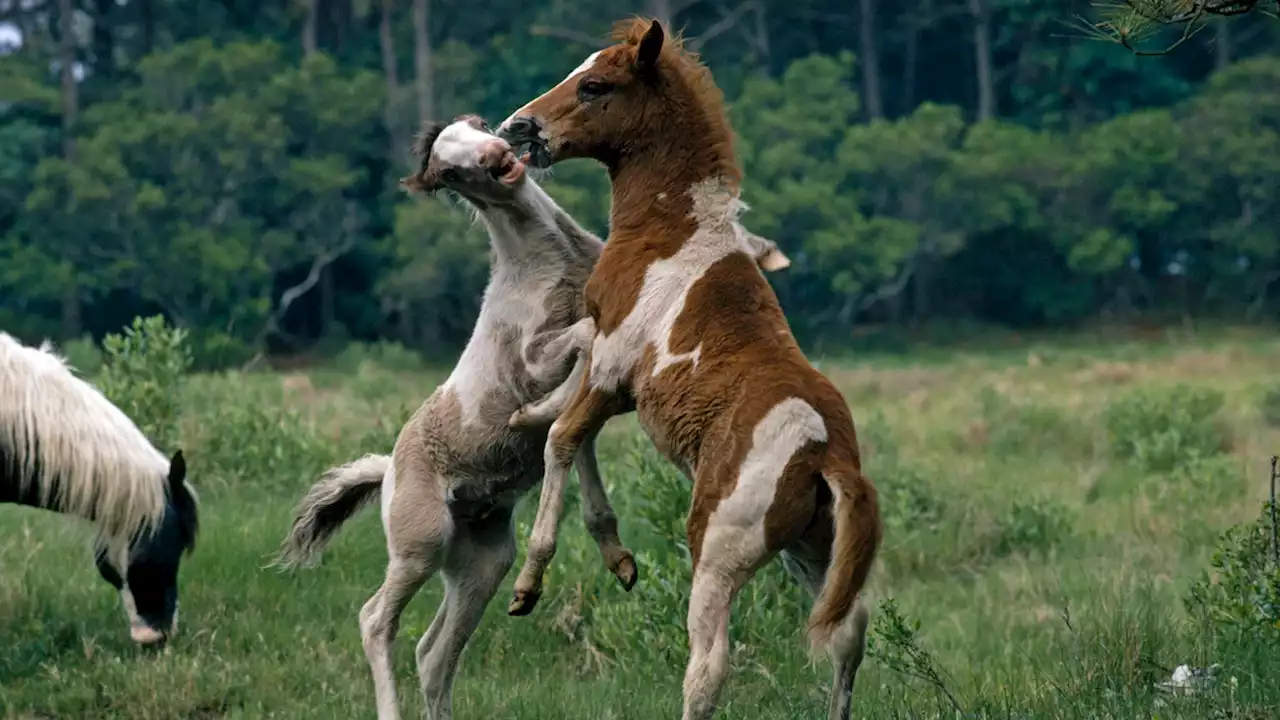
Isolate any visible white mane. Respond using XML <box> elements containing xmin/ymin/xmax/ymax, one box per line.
<box><xmin>0</xmin><ymin>332</ymin><xmax>168</xmax><ymax>544</ymax></box>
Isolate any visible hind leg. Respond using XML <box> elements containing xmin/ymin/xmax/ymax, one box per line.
<box><xmin>362</xmin><ymin>465</ymin><xmax>451</xmax><ymax>720</ymax></box>
<box><xmin>417</xmin><ymin>510</ymin><xmax>516</xmax><ymax>720</ymax></box>
<box><xmin>574</xmin><ymin>429</ymin><xmax>637</xmax><ymax>592</ymax></box>
<box><xmin>681</xmin><ymin>517</ymin><xmax>769</xmax><ymax>720</ymax></box>
<box><xmin>781</xmin><ymin>531</ymin><xmax>871</xmax><ymax>720</ymax></box>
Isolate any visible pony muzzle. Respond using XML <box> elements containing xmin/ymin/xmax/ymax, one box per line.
<box><xmin>497</xmin><ymin>117</ymin><xmax>553</xmax><ymax>169</ymax></box>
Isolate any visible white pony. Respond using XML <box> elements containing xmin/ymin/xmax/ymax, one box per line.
<box><xmin>0</xmin><ymin>332</ymin><xmax>199</xmax><ymax>646</ymax></box>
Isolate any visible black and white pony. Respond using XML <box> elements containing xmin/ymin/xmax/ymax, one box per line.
<box><xmin>0</xmin><ymin>332</ymin><xmax>199</xmax><ymax>646</ymax></box>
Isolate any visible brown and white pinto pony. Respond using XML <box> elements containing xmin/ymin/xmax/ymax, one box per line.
<box><xmin>498</xmin><ymin>18</ymin><xmax>882</xmax><ymax>720</ymax></box>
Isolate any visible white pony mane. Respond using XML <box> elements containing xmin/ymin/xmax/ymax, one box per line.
<box><xmin>0</xmin><ymin>332</ymin><xmax>168</xmax><ymax>544</ymax></box>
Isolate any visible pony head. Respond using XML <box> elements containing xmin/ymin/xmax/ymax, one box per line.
<box><xmin>498</xmin><ymin>18</ymin><xmax>736</xmax><ymax>186</ymax></box>
<box><xmin>399</xmin><ymin>114</ymin><xmax>529</xmax><ymax>208</ymax></box>
<box><xmin>93</xmin><ymin>449</ymin><xmax>199</xmax><ymax>646</ymax></box>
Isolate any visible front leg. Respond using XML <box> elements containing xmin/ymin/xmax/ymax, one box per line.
<box><xmin>510</xmin><ymin>350</ymin><xmax>585</xmax><ymax>428</ymax></box>
<box><xmin>509</xmin><ymin>367</ymin><xmax>625</xmax><ymax>617</ymax></box>
<box><xmin>575</xmin><ymin>430</ymin><xmax>638</xmax><ymax>593</ymax></box>
<box><xmin>522</xmin><ymin>317</ymin><xmax>595</xmax><ymax>388</ymax></box>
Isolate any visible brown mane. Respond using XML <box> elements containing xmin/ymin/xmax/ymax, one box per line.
<box><xmin>610</xmin><ymin>17</ymin><xmax>741</xmax><ymax>189</ymax></box>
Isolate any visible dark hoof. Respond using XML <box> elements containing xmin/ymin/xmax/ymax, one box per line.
<box><xmin>508</xmin><ymin>589</ymin><xmax>541</xmax><ymax>616</ymax></box>
<box><xmin>614</xmin><ymin>554</ymin><xmax>638</xmax><ymax>592</ymax></box>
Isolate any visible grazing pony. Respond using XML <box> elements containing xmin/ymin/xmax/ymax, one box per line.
<box><xmin>0</xmin><ymin>332</ymin><xmax>199</xmax><ymax>646</ymax></box>
<box><xmin>498</xmin><ymin>18</ymin><xmax>882</xmax><ymax>720</ymax></box>
<box><xmin>275</xmin><ymin>115</ymin><xmax>789</xmax><ymax>720</ymax></box>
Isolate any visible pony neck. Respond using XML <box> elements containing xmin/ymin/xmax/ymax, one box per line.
<box><xmin>607</xmin><ymin>147</ymin><xmax>740</xmax><ymax>240</ymax></box>
<box><xmin>475</xmin><ymin>181</ymin><xmax>588</xmax><ymax>268</ymax></box>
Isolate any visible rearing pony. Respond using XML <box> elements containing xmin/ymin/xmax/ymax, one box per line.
<box><xmin>499</xmin><ymin>19</ymin><xmax>882</xmax><ymax>720</ymax></box>
<box><xmin>0</xmin><ymin>332</ymin><xmax>198</xmax><ymax>646</ymax></box>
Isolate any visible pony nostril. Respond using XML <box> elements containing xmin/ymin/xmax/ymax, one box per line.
<box><xmin>500</xmin><ymin>117</ymin><xmax>539</xmax><ymax>143</ymax></box>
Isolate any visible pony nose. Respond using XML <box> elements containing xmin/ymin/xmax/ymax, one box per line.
<box><xmin>130</xmin><ymin>624</ymin><xmax>166</xmax><ymax>645</ymax></box>
<box><xmin>478</xmin><ymin>139</ymin><xmax>510</xmax><ymax>170</ymax></box>
<box><xmin>499</xmin><ymin>116</ymin><xmax>540</xmax><ymax>144</ymax></box>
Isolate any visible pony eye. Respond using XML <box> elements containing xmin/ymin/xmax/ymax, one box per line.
<box><xmin>579</xmin><ymin>80</ymin><xmax>613</xmax><ymax>99</ymax></box>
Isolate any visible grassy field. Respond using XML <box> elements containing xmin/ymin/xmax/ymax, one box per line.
<box><xmin>2</xmin><ymin>331</ymin><xmax>1279</xmax><ymax>719</ymax></box>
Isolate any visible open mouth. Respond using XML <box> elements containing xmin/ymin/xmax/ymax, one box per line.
<box><xmin>509</xmin><ymin>140</ymin><xmax>553</xmax><ymax>170</ymax></box>
<box><xmin>491</xmin><ymin>151</ymin><xmax>526</xmax><ymax>185</ymax></box>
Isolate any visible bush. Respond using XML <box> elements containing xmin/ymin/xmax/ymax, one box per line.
<box><xmin>98</xmin><ymin>315</ymin><xmax>192</xmax><ymax>450</ymax></box>
<box><xmin>1185</xmin><ymin>502</ymin><xmax>1280</xmax><ymax>645</ymax></box>
<box><xmin>332</xmin><ymin>340</ymin><xmax>424</xmax><ymax>374</ymax></box>
<box><xmin>58</xmin><ymin>334</ymin><xmax>104</xmax><ymax>376</ymax></box>
<box><xmin>1259</xmin><ymin>385</ymin><xmax>1280</xmax><ymax>429</ymax></box>
<box><xmin>994</xmin><ymin>498</ymin><xmax>1075</xmax><ymax>557</ymax></box>
<box><xmin>1103</xmin><ymin>384</ymin><xmax>1226</xmax><ymax>473</ymax></box>
<box><xmin>975</xmin><ymin>386</ymin><xmax>1094</xmax><ymax>460</ymax></box>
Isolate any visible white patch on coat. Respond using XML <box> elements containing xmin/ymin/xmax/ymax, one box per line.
<box><xmin>698</xmin><ymin>397</ymin><xmax>827</xmax><ymax>560</ymax></box>
<box><xmin>589</xmin><ymin>179</ymin><xmax>746</xmax><ymax>392</ymax></box>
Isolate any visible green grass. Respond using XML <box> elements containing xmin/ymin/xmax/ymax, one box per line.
<box><xmin>3</xmin><ymin>333</ymin><xmax>1280</xmax><ymax>718</ymax></box>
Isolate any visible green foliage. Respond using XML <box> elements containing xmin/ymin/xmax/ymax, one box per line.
<box><xmin>1104</xmin><ymin>384</ymin><xmax>1227</xmax><ymax>472</ymax></box>
<box><xmin>1259</xmin><ymin>385</ymin><xmax>1280</xmax><ymax>427</ymax></box>
<box><xmin>3</xmin><ymin>3</ymin><xmax>1280</xmax><ymax>357</ymax></box>
<box><xmin>98</xmin><ymin>316</ymin><xmax>192</xmax><ymax>450</ymax></box>
<box><xmin>1186</xmin><ymin>502</ymin><xmax>1280</xmax><ymax>644</ymax></box>
<box><xmin>332</xmin><ymin>340</ymin><xmax>425</xmax><ymax>374</ymax></box>
<box><xmin>57</xmin><ymin>334</ymin><xmax>104</xmax><ymax>377</ymax></box>
<box><xmin>995</xmin><ymin>498</ymin><xmax>1077</xmax><ymax>557</ymax></box>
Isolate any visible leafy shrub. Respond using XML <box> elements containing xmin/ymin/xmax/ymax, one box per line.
<box><xmin>1259</xmin><ymin>385</ymin><xmax>1280</xmax><ymax>429</ymax></box>
<box><xmin>58</xmin><ymin>334</ymin><xmax>104</xmax><ymax>377</ymax></box>
<box><xmin>333</xmin><ymin>340</ymin><xmax>425</xmax><ymax>374</ymax></box>
<box><xmin>98</xmin><ymin>315</ymin><xmax>192</xmax><ymax>450</ymax></box>
<box><xmin>994</xmin><ymin>498</ymin><xmax>1075</xmax><ymax>557</ymax></box>
<box><xmin>975</xmin><ymin>386</ymin><xmax>1094</xmax><ymax>460</ymax></box>
<box><xmin>861</xmin><ymin>414</ymin><xmax>944</xmax><ymax>532</ymax></box>
<box><xmin>1103</xmin><ymin>384</ymin><xmax>1226</xmax><ymax>472</ymax></box>
<box><xmin>1185</xmin><ymin>502</ymin><xmax>1280</xmax><ymax>645</ymax></box>
<box><xmin>191</xmin><ymin>399</ymin><xmax>331</xmax><ymax>490</ymax></box>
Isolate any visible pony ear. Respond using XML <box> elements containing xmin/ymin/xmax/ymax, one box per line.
<box><xmin>758</xmin><ymin>247</ymin><xmax>791</xmax><ymax>272</ymax></box>
<box><xmin>167</xmin><ymin>450</ymin><xmax>186</xmax><ymax>486</ymax></box>
<box><xmin>636</xmin><ymin>19</ymin><xmax>664</xmax><ymax>77</ymax></box>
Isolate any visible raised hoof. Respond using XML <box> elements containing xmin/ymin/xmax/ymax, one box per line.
<box><xmin>509</xmin><ymin>407</ymin><xmax>532</xmax><ymax>428</ymax></box>
<box><xmin>508</xmin><ymin>589</ymin><xmax>541</xmax><ymax>616</ymax></box>
<box><xmin>613</xmin><ymin>554</ymin><xmax>639</xmax><ymax>592</ymax></box>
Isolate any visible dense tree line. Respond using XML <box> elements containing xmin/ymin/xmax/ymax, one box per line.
<box><xmin>1</xmin><ymin>0</ymin><xmax>1277</xmax><ymax>365</ymax></box>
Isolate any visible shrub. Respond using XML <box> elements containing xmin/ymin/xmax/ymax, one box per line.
<box><xmin>1185</xmin><ymin>501</ymin><xmax>1280</xmax><ymax>645</ymax></box>
<box><xmin>975</xmin><ymin>386</ymin><xmax>1094</xmax><ymax>460</ymax></box>
<box><xmin>1259</xmin><ymin>385</ymin><xmax>1280</xmax><ymax>429</ymax></box>
<box><xmin>332</xmin><ymin>340</ymin><xmax>425</xmax><ymax>374</ymax></box>
<box><xmin>98</xmin><ymin>315</ymin><xmax>192</xmax><ymax>450</ymax></box>
<box><xmin>1103</xmin><ymin>384</ymin><xmax>1226</xmax><ymax>473</ymax></box>
<box><xmin>994</xmin><ymin>498</ymin><xmax>1075</xmax><ymax>557</ymax></box>
<box><xmin>58</xmin><ymin>334</ymin><xmax>104</xmax><ymax>376</ymax></box>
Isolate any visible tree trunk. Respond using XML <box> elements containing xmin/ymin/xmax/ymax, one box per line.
<box><xmin>319</xmin><ymin>265</ymin><xmax>335</xmax><ymax>337</ymax></box>
<box><xmin>858</xmin><ymin>0</ymin><xmax>883</xmax><ymax>120</ymax></box>
<box><xmin>412</xmin><ymin>0</ymin><xmax>434</xmax><ymax>124</ymax></box>
<box><xmin>58</xmin><ymin>0</ymin><xmax>78</xmax><ymax>160</ymax></box>
<box><xmin>380</xmin><ymin>0</ymin><xmax>401</xmax><ymax>140</ymax></box>
<box><xmin>969</xmin><ymin>0</ymin><xmax>995</xmax><ymax>121</ymax></box>
<box><xmin>1214</xmin><ymin>20</ymin><xmax>1232</xmax><ymax>71</ymax></box>
<box><xmin>92</xmin><ymin>0</ymin><xmax>114</xmax><ymax>78</ymax></box>
<box><xmin>303</xmin><ymin>0</ymin><xmax>319</xmax><ymax>56</ymax></box>
<box><xmin>140</xmin><ymin>0</ymin><xmax>155</xmax><ymax>55</ymax></box>
<box><xmin>903</xmin><ymin>15</ymin><xmax>918</xmax><ymax>111</ymax></box>
<box><xmin>58</xmin><ymin>0</ymin><xmax>81</xmax><ymax>337</ymax></box>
